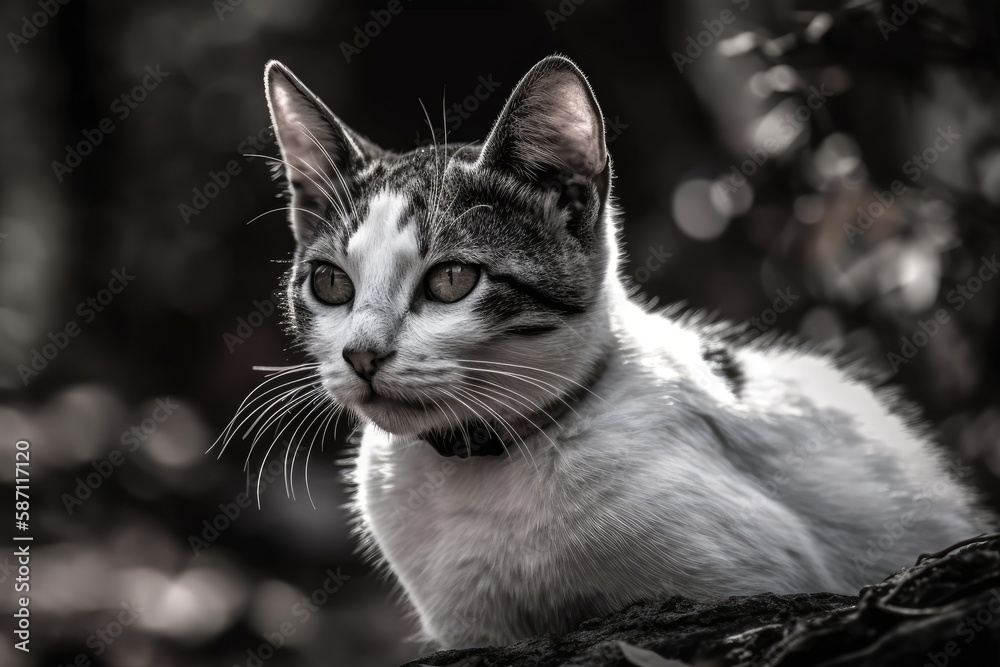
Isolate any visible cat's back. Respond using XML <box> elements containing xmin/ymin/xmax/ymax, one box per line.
<box><xmin>608</xmin><ymin>299</ymin><xmax>991</xmax><ymax>577</ymax></box>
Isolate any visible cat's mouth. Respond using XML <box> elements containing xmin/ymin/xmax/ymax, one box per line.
<box><xmin>360</xmin><ymin>387</ymin><xmax>425</xmax><ymax>410</ymax></box>
<box><xmin>351</xmin><ymin>387</ymin><xmax>439</xmax><ymax>435</ymax></box>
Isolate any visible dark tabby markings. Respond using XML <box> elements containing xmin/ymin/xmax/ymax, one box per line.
<box><xmin>702</xmin><ymin>344</ymin><xmax>745</xmax><ymax>397</ymax></box>
<box><xmin>503</xmin><ymin>324</ymin><xmax>560</xmax><ymax>337</ymax></box>
<box><xmin>488</xmin><ymin>272</ymin><xmax>586</xmax><ymax>316</ymax></box>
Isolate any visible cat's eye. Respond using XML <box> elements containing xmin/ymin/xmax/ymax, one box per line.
<box><xmin>311</xmin><ymin>263</ymin><xmax>354</xmax><ymax>305</ymax></box>
<box><xmin>425</xmin><ymin>262</ymin><xmax>480</xmax><ymax>303</ymax></box>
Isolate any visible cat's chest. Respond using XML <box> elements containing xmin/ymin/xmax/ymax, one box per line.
<box><xmin>353</xmin><ymin>427</ymin><xmax>636</xmax><ymax>616</ymax></box>
<box><xmin>357</xmin><ymin>432</ymin><xmax>574</xmax><ymax>564</ymax></box>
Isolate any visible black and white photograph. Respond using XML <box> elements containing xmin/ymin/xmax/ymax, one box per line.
<box><xmin>2</xmin><ymin>1</ymin><xmax>1000</xmax><ymax>666</ymax></box>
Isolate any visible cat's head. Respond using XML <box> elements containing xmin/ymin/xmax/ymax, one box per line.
<box><xmin>264</xmin><ymin>55</ymin><xmax>618</xmax><ymax>441</ymax></box>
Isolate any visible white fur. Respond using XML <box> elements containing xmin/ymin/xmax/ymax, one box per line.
<box><xmin>352</xmin><ymin>277</ymin><xmax>989</xmax><ymax>649</ymax></box>
<box><xmin>266</xmin><ymin>56</ymin><xmax>992</xmax><ymax>653</ymax></box>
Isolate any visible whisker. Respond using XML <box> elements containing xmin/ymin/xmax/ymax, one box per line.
<box><xmin>450</xmin><ymin>385</ymin><xmax>539</xmax><ymax>469</ymax></box>
<box><xmin>212</xmin><ymin>366</ymin><xmax>321</xmax><ymax>457</ymax></box>
<box><xmin>247</xmin><ymin>384</ymin><xmax>324</xmax><ymax>454</ymax></box>
<box><xmin>296</xmin><ymin>123</ymin><xmax>353</xmax><ymax>219</ymax></box>
<box><xmin>437</xmin><ymin>89</ymin><xmax>449</xmax><ymax>227</ymax></box>
<box><xmin>243</xmin><ymin>152</ymin><xmax>342</xmax><ymax>224</ymax></box>
<box><xmin>414</xmin><ymin>382</ymin><xmax>472</xmax><ymax>451</ymax></box>
<box><xmin>454</xmin><ymin>381</ymin><xmax>558</xmax><ymax>455</ymax></box>
<box><xmin>455</xmin><ymin>380</ymin><xmax>563</xmax><ymax>462</ymax></box>
<box><xmin>451</xmin><ymin>204</ymin><xmax>493</xmax><ymax>224</ymax></box>
<box><xmin>411</xmin><ymin>387</ymin><xmax>457</xmax><ymax>440</ymax></box>
<box><xmin>244</xmin><ymin>206</ymin><xmax>331</xmax><ymax>228</ymax></box>
<box><xmin>212</xmin><ymin>363</ymin><xmax>318</xmax><ymax>444</ymax></box>
<box><xmin>454</xmin><ymin>364</ymin><xmax>583</xmax><ymax>419</ymax></box>
<box><xmin>224</xmin><ymin>375</ymin><xmax>320</xmax><ymax>454</ymax></box>
<box><xmin>255</xmin><ymin>389</ymin><xmax>326</xmax><ymax>508</ymax></box>
<box><xmin>305</xmin><ymin>405</ymin><xmax>342</xmax><ymax>509</ymax></box>
<box><xmin>417</xmin><ymin>98</ymin><xmax>443</xmax><ymax>228</ymax></box>
<box><xmin>326</xmin><ymin>400</ymin><xmax>348</xmax><ymax>453</ymax></box>
<box><xmin>243</xmin><ymin>386</ymin><xmax>322</xmax><ymax>473</ymax></box>
<box><xmin>454</xmin><ymin>359</ymin><xmax>608</xmax><ymax>403</ymax></box>
<box><xmin>252</xmin><ymin>364</ymin><xmax>321</xmax><ymax>373</ymax></box>
<box><xmin>458</xmin><ymin>376</ymin><xmax>560</xmax><ymax>426</ymax></box>
<box><xmin>285</xmin><ymin>396</ymin><xmax>332</xmax><ymax>499</ymax></box>
<box><xmin>552</xmin><ymin>314</ymin><xmax>591</xmax><ymax>345</ymax></box>
<box><xmin>290</xmin><ymin>396</ymin><xmax>337</xmax><ymax>500</ymax></box>
<box><xmin>438</xmin><ymin>388</ymin><xmax>514</xmax><ymax>462</ymax></box>
<box><xmin>303</xmin><ymin>159</ymin><xmax>348</xmax><ymax>222</ymax></box>
<box><xmin>243</xmin><ymin>151</ymin><xmax>334</xmax><ymax>205</ymax></box>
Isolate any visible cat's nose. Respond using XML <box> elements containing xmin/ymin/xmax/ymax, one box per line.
<box><xmin>343</xmin><ymin>348</ymin><xmax>395</xmax><ymax>382</ymax></box>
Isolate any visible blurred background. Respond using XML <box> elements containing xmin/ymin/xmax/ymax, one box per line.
<box><xmin>2</xmin><ymin>0</ymin><xmax>1000</xmax><ymax>665</ymax></box>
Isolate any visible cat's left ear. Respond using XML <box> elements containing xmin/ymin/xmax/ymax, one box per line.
<box><xmin>264</xmin><ymin>60</ymin><xmax>378</xmax><ymax>243</ymax></box>
<box><xmin>477</xmin><ymin>55</ymin><xmax>608</xmax><ymax>184</ymax></box>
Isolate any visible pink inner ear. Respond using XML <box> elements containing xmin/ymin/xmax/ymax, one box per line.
<box><xmin>271</xmin><ymin>85</ymin><xmax>336</xmax><ymax>175</ymax></box>
<box><xmin>546</xmin><ymin>78</ymin><xmax>605</xmax><ymax>176</ymax></box>
<box><xmin>509</xmin><ymin>70</ymin><xmax>607</xmax><ymax>178</ymax></box>
<box><xmin>271</xmin><ymin>84</ymin><xmax>348</xmax><ymax>198</ymax></box>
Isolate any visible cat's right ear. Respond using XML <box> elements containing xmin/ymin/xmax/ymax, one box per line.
<box><xmin>264</xmin><ymin>61</ymin><xmax>377</xmax><ymax>244</ymax></box>
<box><xmin>476</xmin><ymin>55</ymin><xmax>608</xmax><ymax>183</ymax></box>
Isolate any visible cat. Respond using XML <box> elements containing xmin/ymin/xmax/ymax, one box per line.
<box><xmin>259</xmin><ymin>54</ymin><xmax>995</xmax><ymax>649</ymax></box>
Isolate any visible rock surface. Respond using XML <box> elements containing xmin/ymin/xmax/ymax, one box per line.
<box><xmin>404</xmin><ymin>534</ymin><xmax>1000</xmax><ymax>667</ymax></box>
